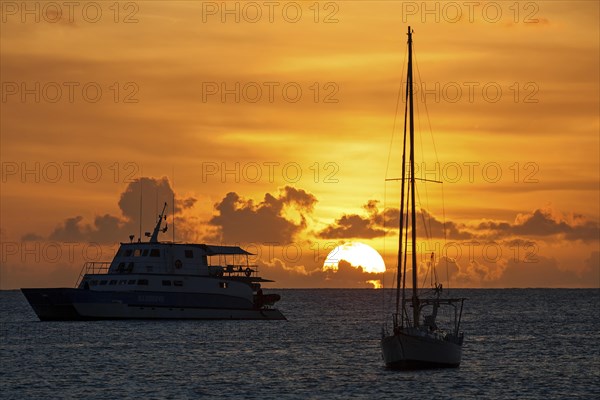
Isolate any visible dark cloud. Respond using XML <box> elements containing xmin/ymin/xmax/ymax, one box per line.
<box><xmin>48</xmin><ymin>216</ymin><xmax>87</xmax><ymax>242</ymax></box>
<box><xmin>501</xmin><ymin>239</ymin><xmax>538</xmax><ymax>248</ymax></box>
<box><xmin>21</xmin><ymin>233</ymin><xmax>44</xmax><ymax>241</ymax></box>
<box><xmin>318</xmin><ymin>200</ymin><xmax>472</xmax><ymax>240</ymax></box>
<box><xmin>443</xmin><ymin>250</ymin><xmax>600</xmax><ymax>288</ymax></box>
<box><xmin>208</xmin><ymin>186</ymin><xmax>317</xmax><ymax>244</ymax></box>
<box><xmin>324</xmin><ymin>259</ymin><xmax>383</xmax><ymax>288</ymax></box>
<box><xmin>448</xmin><ymin>257</ymin><xmax>505</xmax><ymax>287</ymax></box>
<box><xmin>417</xmin><ymin>209</ymin><xmax>473</xmax><ymax>240</ymax></box>
<box><xmin>259</xmin><ymin>257</ymin><xmax>384</xmax><ymax>289</ymax></box>
<box><xmin>26</xmin><ymin>177</ymin><xmax>197</xmax><ymax>243</ymax></box>
<box><xmin>318</xmin><ymin>201</ymin><xmax>390</xmax><ymax>239</ymax></box>
<box><xmin>118</xmin><ymin>176</ymin><xmax>195</xmax><ymax>220</ymax></box>
<box><xmin>478</xmin><ymin>208</ymin><xmax>599</xmax><ymax>242</ymax></box>
<box><xmin>321</xmin><ymin>203</ymin><xmax>596</xmax><ymax>243</ymax></box>
<box><xmin>366</xmin><ymin>200</ymin><xmax>399</xmax><ymax>227</ymax></box>
<box><xmin>318</xmin><ymin>214</ymin><xmax>387</xmax><ymax>239</ymax></box>
<box><xmin>494</xmin><ymin>256</ymin><xmax>575</xmax><ymax>288</ymax></box>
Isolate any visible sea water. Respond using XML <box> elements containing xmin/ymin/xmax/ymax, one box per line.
<box><xmin>1</xmin><ymin>289</ymin><xmax>599</xmax><ymax>399</ymax></box>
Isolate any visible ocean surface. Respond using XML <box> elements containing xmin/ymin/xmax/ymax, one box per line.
<box><xmin>1</xmin><ymin>289</ymin><xmax>599</xmax><ymax>399</ymax></box>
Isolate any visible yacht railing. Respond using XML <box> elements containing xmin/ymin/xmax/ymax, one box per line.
<box><xmin>75</xmin><ymin>261</ymin><xmax>111</xmax><ymax>287</ymax></box>
<box><xmin>209</xmin><ymin>264</ymin><xmax>259</xmax><ymax>278</ymax></box>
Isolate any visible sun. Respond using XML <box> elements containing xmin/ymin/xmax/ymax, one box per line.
<box><xmin>323</xmin><ymin>242</ymin><xmax>386</xmax><ymax>273</ymax></box>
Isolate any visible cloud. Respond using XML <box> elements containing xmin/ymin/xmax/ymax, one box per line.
<box><xmin>494</xmin><ymin>256</ymin><xmax>575</xmax><ymax>288</ymax></box>
<box><xmin>47</xmin><ymin>216</ymin><xmax>89</xmax><ymax>242</ymax></box>
<box><xmin>21</xmin><ymin>233</ymin><xmax>44</xmax><ymax>241</ymax></box>
<box><xmin>324</xmin><ymin>259</ymin><xmax>383</xmax><ymax>288</ymax></box>
<box><xmin>478</xmin><ymin>207</ymin><xmax>599</xmax><ymax>242</ymax></box>
<box><xmin>26</xmin><ymin>177</ymin><xmax>197</xmax><ymax>243</ymax></box>
<box><xmin>118</xmin><ymin>176</ymin><xmax>196</xmax><ymax>220</ymax></box>
<box><xmin>259</xmin><ymin>256</ymin><xmax>384</xmax><ymax>288</ymax></box>
<box><xmin>318</xmin><ymin>200</ymin><xmax>472</xmax><ymax>240</ymax></box>
<box><xmin>318</xmin><ymin>201</ymin><xmax>390</xmax><ymax>239</ymax></box>
<box><xmin>318</xmin><ymin>214</ymin><xmax>387</xmax><ymax>239</ymax></box>
<box><xmin>448</xmin><ymin>257</ymin><xmax>506</xmax><ymax>287</ymax></box>
<box><xmin>418</xmin><ymin>209</ymin><xmax>473</xmax><ymax>240</ymax></box>
<box><xmin>441</xmin><ymin>249</ymin><xmax>600</xmax><ymax>288</ymax></box>
<box><xmin>208</xmin><ymin>186</ymin><xmax>317</xmax><ymax>244</ymax></box>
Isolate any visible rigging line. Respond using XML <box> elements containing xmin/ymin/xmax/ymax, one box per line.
<box><xmin>441</xmin><ymin>182</ymin><xmax>450</xmax><ymax>291</ymax></box>
<box><xmin>414</xmin><ymin>39</ymin><xmax>449</xmax><ymax>289</ymax></box>
<box><xmin>414</xmin><ymin>193</ymin><xmax>434</xmax><ymax>291</ymax></box>
<box><xmin>415</xmin><ymin>185</ymin><xmax>433</xmax><ymax>244</ymax></box>
<box><xmin>384</xmin><ymin>43</ymin><xmax>408</xmax><ymax>181</ymax></box>
<box><xmin>422</xmin><ymin>256</ymin><xmax>430</xmax><ymax>289</ymax></box>
<box><xmin>402</xmin><ymin>179</ymin><xmax>410</xmax><ymax>311</ymax></box>
<box><xmin>415</xmin><ymin>186</ymin><xmax>438</xmax><ymax>291</ymax></box>
<box><xmin>382</xmin><ymin>183</ymin><xmax>388</xmax><ymax>319</ymax></box>
<box><xmin>412</xmin><ymin>42</ymin><xmax>435</xmax><ymax>249</ymax></box>
<box><xmin>394</xmin><ymin>44</ymin><xmax>411</xmax><ymax>319</ymax></box>
<box><xmin>413</xmin><ymin>41</ymin><xmax>441</xmax><ymax>165</ymax></box>
<box><xmin>397</xmin><ymin>92</ymin><xmax>410</xmax><ymax>319</ymax></box>
<box><xmin>415</xmin><ymin>188</ymin><xmax>438</xmax><ymax>286</ymax></box>
<box><xmin>383</xmin><ymin>34</ymin><xmax>407</xmax><ymax>319</ymax></box>
<box><xmin>433</xmin><ymin>251</ymin><xmax>439</xmax><ymax>286</ymax></box>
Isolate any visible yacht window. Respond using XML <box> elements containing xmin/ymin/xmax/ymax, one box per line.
<box><xmin>127</xmin><ymin>262</ymin><xmax>134</xmax><ymax>272</ymax></box>
<box><xmin>219</xmin><ymin>282</ymin><xmax>228</xmax><ymax>289</ymax></box>
<box><xmin>137</xmin><ymin>279</ymin><xmax>149</xmax><ymax>285</ymax></box>
<box><xmin>162</xmin><ymin>280</ymin><xmax>172</xmax><ymax>286</ymax></box>
<box><xmin>150</xmin><ymin>249</ymin><xmax>160</xmax><ymax>257</ymax></box>
<box><xmin>99</xmin><ymin>280</ymin><xmax>107</xmax><ymax>285</ymax></box>
<box><xmin>134</xmin><ymin>249</ymin><xmax>142</xmax><ymax>257</ymax></box>
<box><xmin>125</xmin><ymin>249</ymin><xmax>132</xmax><ymax>257</ymax></box>
<box><xmin>142</xmin><ymin>249</ymin><xmax>149</xmax><ymax>256</ymax></box>
<box><xmin>185</xmin><ymin>250</ymin><xmax>194</xmax><ymax>258</ymax></box>
<box><xmin>119</xmin><ymin>280</ymin><xmax>127</xmax><ymax>285</ymax></box>
<box><xmin>90</xmin><ymin>280</ymin><xmax>98</xmax><ymax>286</ymax></box>
<box><xmin>109</xmin><ymin>280</ymin><xmax>117</xmax><ymax>285</ymax></box>
<box><xmin>173</xmin><ymin>280</ymin><xmax>183</xmax><ymax>287</ymax></box>
<box><xmin>117</xmin><ymin>262</ymin><xmax>126</xmax><ymax>272</ymax></box>
<box><xmin>128</xmin><ymin>280</ymin><xmax>136</xmax><ymax>284</ymax></box>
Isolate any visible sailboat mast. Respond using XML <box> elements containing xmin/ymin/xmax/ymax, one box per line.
<box><xmin>395</xmin><ymin>59</ymin><xmax>410</xmax><ymax>320</ymax></box>
<box><xmin>407</xmin><ymin>26</ymin><xmax>419</xmax><ymax>328</ymax></box>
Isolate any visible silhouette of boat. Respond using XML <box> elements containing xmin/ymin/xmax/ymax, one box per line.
<box><xmin>381</xmin><ymin>27</ymin><xmax>466</xmax><ymax>369</ymax></box>
<box><xmin>22</xmin><ymin>203</ymin><xmax>285</xmax><ymax>320</ymax></box>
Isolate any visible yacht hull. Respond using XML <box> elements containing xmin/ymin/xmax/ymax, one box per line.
<box><xmin>381</xmin><ymin>330</ymin><xmax>462</xmax><ymax>369</ymax></box>
<box><xmin>21</xmin><ymin>288</ymin><xmax>286</xmax><ymax>321</ymax></box>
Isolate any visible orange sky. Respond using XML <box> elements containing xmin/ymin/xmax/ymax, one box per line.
<box><xmin>1</xmin><ymin>1</ymin><xmax>599</xmax><ymax>289</ymax></box>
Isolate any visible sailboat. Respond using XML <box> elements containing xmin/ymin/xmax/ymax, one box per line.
<box><xmin>380</xmin><ymin>27</ymin><xmax>466</xmax><ymax>369</ymax></box>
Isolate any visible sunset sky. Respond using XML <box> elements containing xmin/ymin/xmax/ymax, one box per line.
<box><xmin>1</xmin><ymin>1</ymin><xmax>598</xmax><ymax>289</ymax></box>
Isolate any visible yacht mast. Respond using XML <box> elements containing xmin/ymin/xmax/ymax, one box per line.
<box><xmin>395</xmin><ymin>58</ymin><xmax>409</xmax><ymax>321</ymax></box>
<box><xmin>407</xmin><ymin>26</ymin><xmax>419</xmax><ymax>328</ymax></box>
<box><xmin>150</xmin><ymin>202</ymin><xmax>167</xmax><ymax>243</ymax></box>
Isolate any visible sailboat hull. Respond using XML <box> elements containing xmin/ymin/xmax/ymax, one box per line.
<box><xmin>381</xmin><ymin>330</ymin><xmax>462</xmax><ymax>369</ymax></box>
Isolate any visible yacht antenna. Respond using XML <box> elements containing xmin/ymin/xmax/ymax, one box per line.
<box><xmin>172</xmin><ymin>168</ymin><xmax>175</xmax><ymax>243</ymax></box>
<box><xmin>150</xmin><ymin>202</ymin><xmax>168</xmax><ymax>243</ymax></box>
<box><xmin>139</xmin><ymin>178</ymin><xmax>143</xmax><ymax>241</ymax></box>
